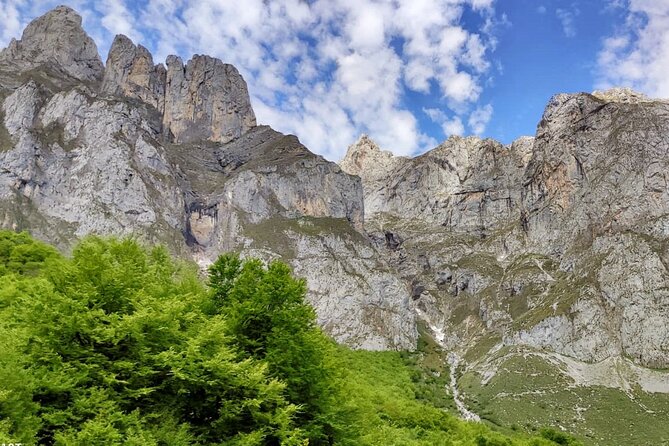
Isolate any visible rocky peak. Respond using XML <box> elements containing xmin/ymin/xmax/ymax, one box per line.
<box><xmin>0</xmin><ymin>5</ymin><xmax>104</xmax><ymax>83</ymax></box>
<box><xmin>101</xmin><ymin>35</ymin><xmax>256</xmax><ymax>144</ymax></box>
<box><xmin>1</xmin><ymin>6</ymin><xmax>257</xmax><ymax>145</ymax></box>
<box><xmin>101</xmin><ymin>34</ymin><xmax>166</xmax><ymax>111</ymax></box>
<box><xmin>163</xmin><ymin>54</ymin><xmax>256</xmax><ymax>143</ymax></box>
<box><xmin>591</xmin><ymin>87</ymin><xmax>659</xmax><ymax>103</ymax></box>
<box><xmin>340</xmin><ymin>134</ymin><xmax>403</xmax><ymax>180</ymax></box>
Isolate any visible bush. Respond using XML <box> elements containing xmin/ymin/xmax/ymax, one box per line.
<box><xmin>0</xmin><ymin>233</ymin><xmax>303</xmax><ymax>445</ymax></box>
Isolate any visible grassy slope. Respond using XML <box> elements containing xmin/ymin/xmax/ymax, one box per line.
<box><xmin>459</xmin><ymin>353</ymin><xmax>669</xmax><ymax>446</ymax></box>
<box><xmin>334</xmin><ymin>347</ymin><xmax>580</xmax><ymax>446</ymax></box>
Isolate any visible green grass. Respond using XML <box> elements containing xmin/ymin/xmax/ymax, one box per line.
<box><xmin>463</xmin><ymin>333</ymin><xmax>503</xmax><ymax>363</ymax></box>
<box><xmin>334</xmin><ymin>348</ymin><xmax>580</xmax><ymax>445</ymax></box>
<box><xmin>242</xmin><ymin>215</ymin><xmax>368</xmax><ymax>259</ymax></box>
<box><xmin>459</xmin><ymin>352</ymin><xmax>669</xmax><ymax>446</ymax></box>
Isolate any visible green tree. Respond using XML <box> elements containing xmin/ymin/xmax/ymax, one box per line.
<box><xmin>208</xmin><ymin>254</ymin><xmax>337</xmax><ymax>444</ymax></box>
<box><xmin>0</xmin><ymin>233</ymin><xmax>304</xmax><ymax>445</ymax></box>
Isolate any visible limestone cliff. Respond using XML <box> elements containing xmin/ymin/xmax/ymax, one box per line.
<box><xmin>0</xmin><ymin>6</ymin><xmax>103</xmax><ymax>86</ymax></box>
<box><xmin>341</xmin><ymin>89</ymin><xmax>669</xmax><ymax>372</ymax></box>
<box><xmin>0</xmin><ymin>7</ymin><xmax>415</xmax><ymax>351</ymax></box>
<box><xmin>1</xmin><ymin>6</ymin><xmax>669</xmax><ymax>380</ymax></box>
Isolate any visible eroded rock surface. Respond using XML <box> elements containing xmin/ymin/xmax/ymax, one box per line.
<box><xmin>0</xmin><ymin>7</ymin><xmax>415</xmax><ymax>351</ymax></box>
<box><xmin>101</xmin><ymin>34</ymin><xmax>166</xmax><ymax>111</ymax></box>
<box><xmin>343</xmin><ymin>90</ymin><xmax>669</xmax><ymax>369</ymax></box>
<box><xmin>0</xmin><ymin>6</ymin><xmax>103</xmax><ymax>85</ymax></box>
<box><xmin>163</xmin><ymin>55</ymin><xmax>256</xmax><ymax>143</ymax></box>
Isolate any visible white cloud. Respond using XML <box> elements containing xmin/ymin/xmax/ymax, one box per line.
<box><xmin>556</xmin><ymin>7</ymin><xmax>580</xmax><ymax>38</ymax></box>
<box><xmin>1</xmin><ymin>0</ymin><xmax>500</xmax><ymax>159</ymax></box>
<box><xmin>596</xmin><ymin>0</ymin><xmax>669</xmax><ymax>98</ymax></box>
<box><xmin>423</xmin><ymin>107</ymin><xmax>465</xmax><ymax>137</ymax></box>
<box><xmin>468</xmin><ymin>104</ymin><xmax>493</xmax><ymax>135</ymax></box>
<box><xmin>95</xmin><ymin>0</ymin><xmax>142</xmax><ymax>44</ymax></box>
<box><xmin>537</xmin><ymin>6</ymin><xmax>547</xmax><ymax>14</ymax></box>
<box><xmin>443</xmin><ymin>116</ymin><xmax>466</xmax><ymax>136</ymax></box>
<box><xmin>0</xmin><ymin>0</ymin><xmax>25</xmax><ymax>45</ymax></box>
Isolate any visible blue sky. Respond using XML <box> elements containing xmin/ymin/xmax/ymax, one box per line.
<box><xmin>1</xmin><ymin>1</ymin><xmax>667</xmax><ymax>160</ymax></box>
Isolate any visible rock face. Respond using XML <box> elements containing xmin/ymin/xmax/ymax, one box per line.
<box><xmin>0</xmin><ymin>7</ymin><xmax>415</xmax><ymax>351</ymax></box>
<box><xmin>163</xmin><ymin>55</ymin><xmax>256</xmax><ymax>143</ymax></box>
<box><xmin>2</xmin><ymin>6</ymin><xmax>669</xmax><ymax>372</ymax></box>
<box><xmin>342</xmin><ymin>133</ymin><xmax>530</xmax><ymax>233</ymax></box>
<box><xmin>101</xmin><ymin>36</ymin><xmax>256</xmax><ymax>144</ymax></box>
<box><xmin>101</xmin><ymin>35</ymin><xmax>166</xmax><ymax>111</ymax></box>
<box><xmin>0</xmin><ymin>6</ymin><xmax>103</xmax><ymax>84</ymax></box>
<box><xmin>341</xmin><ymin>89</ymin><xmax>669</xmax><ymax>370</ymax></box>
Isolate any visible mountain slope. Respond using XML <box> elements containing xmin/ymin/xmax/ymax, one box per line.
<box><xmin>0</xmin><ymin>6</ymin><xmax>416</xmax><ymax>351</ymax></box>
<box><xmin>1</xmin><ymin>7</ymin><xmax>669</xmax><ymax>444</ymax></box>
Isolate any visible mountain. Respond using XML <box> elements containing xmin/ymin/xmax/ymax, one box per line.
<box><xmin>1</xmin><ymin>7</ymin><xmax>669</xmax><ymax>444</ymax></box>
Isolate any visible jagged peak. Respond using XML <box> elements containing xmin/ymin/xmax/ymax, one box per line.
<box><xmin>0</xmin><ymin>5</ymin><xmax>104</xmax><ymax>83</ymax></box>
<box><xmin>340</xmin><ymin>134</ymin><xmax>402</xmax><ymax>177</ymax></box>
<box><xmin>100</xmin><ymin>29</ymin><xmax>256</xmax><ymax>143</ymax></box>
<box><xmin>591</xmin><ymin>87</ymin><xmax>659</xmax><ymax>104</ymax></box>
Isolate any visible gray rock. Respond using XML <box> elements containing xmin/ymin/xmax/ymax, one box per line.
<box><xmin>163</xmin><ymin>55</ymin><xmax>256</xmax><ymax>143</ymax></box>
<box><xmin>101</xmin><ymin>35</ymin><xmax>166</xmax><ymax>111</ymax></box>
<box><xmin>0</xmin><ymin>6</ymin><xmax>103</xmax><ymax>84</ymax></box>
<box><xmin>345</xmin><ymin>89</ymin><xmax>669</xmax><ymax>368</ymax></box>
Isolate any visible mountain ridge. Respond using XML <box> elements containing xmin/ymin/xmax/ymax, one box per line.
<box><xmin>2</xmin><ymin>5</ymin><xmax>669</xmax><ymax>379</ymax></box>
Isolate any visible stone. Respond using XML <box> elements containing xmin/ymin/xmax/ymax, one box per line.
<box><xmin>163</xmin><ymin>55</ymin><xmax>256</xmax><ymax>143</ymax></box>
<box><xmin>101</xmin><ymin>34</ymin><xmax>166</xmax><ymax>111</ymax></box>
<box><xmin>0</xmin><ymin>6</ymin><xmax>103</xmax><ymax>84</ymax></box>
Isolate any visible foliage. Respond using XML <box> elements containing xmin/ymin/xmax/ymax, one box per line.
<box><xmin>0</xmin><ymin>232</ymin><xmax>303</xmax><ymax>445</ymax></box>
<box><xmin>538</xmin><ymin>428</ymin><xmax>580</xmax><ymax>445</ymax></box>
<box><xmin>0</xmin><ymin>231</ymin><xmax>583</xmax><ymax>445</ymax></box>
<box><xmin>208</xmin><ymin>254</ymin><xmax>337</xmax><ymax>444</ymax></box>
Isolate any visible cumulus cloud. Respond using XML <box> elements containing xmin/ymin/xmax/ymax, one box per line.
<box><xmin>95</xmin><ymin>0</ymin><xmax>142</xmax><ymax>44</ymax></box>
<box><xmin>0</xmin><ymin>0</ymin><xmax>25</xmax><ymax>45</ymax></box>
<box><xmin>423</xmin><ymin>107</ymin><xmax>465</xmax><ymax>137</ymax></box>
<box><xmin>596</xmin><ymin>0</ymin><xmax>669</xmax><ymax>98</ymax></box>
<box><xmin>442</xmin><ymin>117</ymin><xmax>466</xmax><ymax>137</ymax></box>
<box><xmin>0</xmin><ymin>0</ymin><xmax>500</xmax><ymax>159</ymax></box>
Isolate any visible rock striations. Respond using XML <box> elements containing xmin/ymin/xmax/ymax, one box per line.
<box><xmin>0</xmin><ymin>6</ymin><xmax>103</xmax><ymax>85</ymax></box>
<box><xmin>1</xmin><ymin>6</ymin><xmax>669</xmax><ymax>384</ymax></box>
<box><xmin>0</xmin><ymin>7</ymin><xmax>414</xmax><ymax>351</ymax></box>
<box><xmin>101</xmin><ymin>35</ymin><xmax>166</xmax><ymax>111</ymax></box>
<box><xmin>341</xmin><ymin>89</ymin><xmax>669</xmax><ymax>373</ymax></box>
<box><xmin>101</xmin><ymin>34</ymin><xmax>256</xmax><ymax>143</ymax></box>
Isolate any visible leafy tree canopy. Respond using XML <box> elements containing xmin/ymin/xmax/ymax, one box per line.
<box><xmin>0</xmin><ymin>231</ymin><xmax>582</xmax><ymax>446</ymax></box>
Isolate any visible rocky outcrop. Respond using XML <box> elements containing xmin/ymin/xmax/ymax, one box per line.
<box><xmin>347</xmin><ymin>90</ymin><xmax>669</xmax><ymax>369</ymax></box>
<box><xmin>163</xmin><ymin>55</ymin><xmax>256</xmax><ymax>143</ymax></box>
<box><xmin>522</xmin><ymin>91</ymin><xmax>669</xmax><ymax>254</ymax></box>
<box><xmin>101</xmin><ymin>35</ymin><xmax>166</xmax><ymax>111</ymax></box>
<box><xmin>341</xmin><ymin>133</ymin><xmax>530</xmax><ymax>234</ymax></box>
<box><xmin>100</xmin><ymin>35</ymin><xmax>256</xmax><ymax>144</ymax></box>
<box><xmin>0</xmin><ymin>6</ymin><xmax>103</xmax><ymax>84</ymax></box>
<box><xmin>101</xmin><ymin>34</ymin><xmax>256</xmax><ymax>144</ymax></box>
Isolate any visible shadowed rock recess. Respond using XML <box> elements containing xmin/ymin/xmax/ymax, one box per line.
<box><xmin>1</xmin><ymin>7</ymin><xmax>668</xmax><ymax>387</ymax></box>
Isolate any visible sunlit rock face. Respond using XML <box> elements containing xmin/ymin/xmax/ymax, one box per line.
<box><xmin>2</xmin><ymin>6</ymin><xmax>669</xmax><ymax>367</ymax></box>
<box><xmin>342</xmin><ymin>90</ymin><xmax>669</xmax><ymax>369</ymax></box>
<box><xmin>0</xmin><ymin>6</ymin><xmax>415</xmax><ymax>351</ymax></box>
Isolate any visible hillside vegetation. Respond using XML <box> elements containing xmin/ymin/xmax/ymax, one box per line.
<box><xmin>0</xmin><ymin>231</ymin><xmax>579</xmax><ymax>446</ymax></box>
